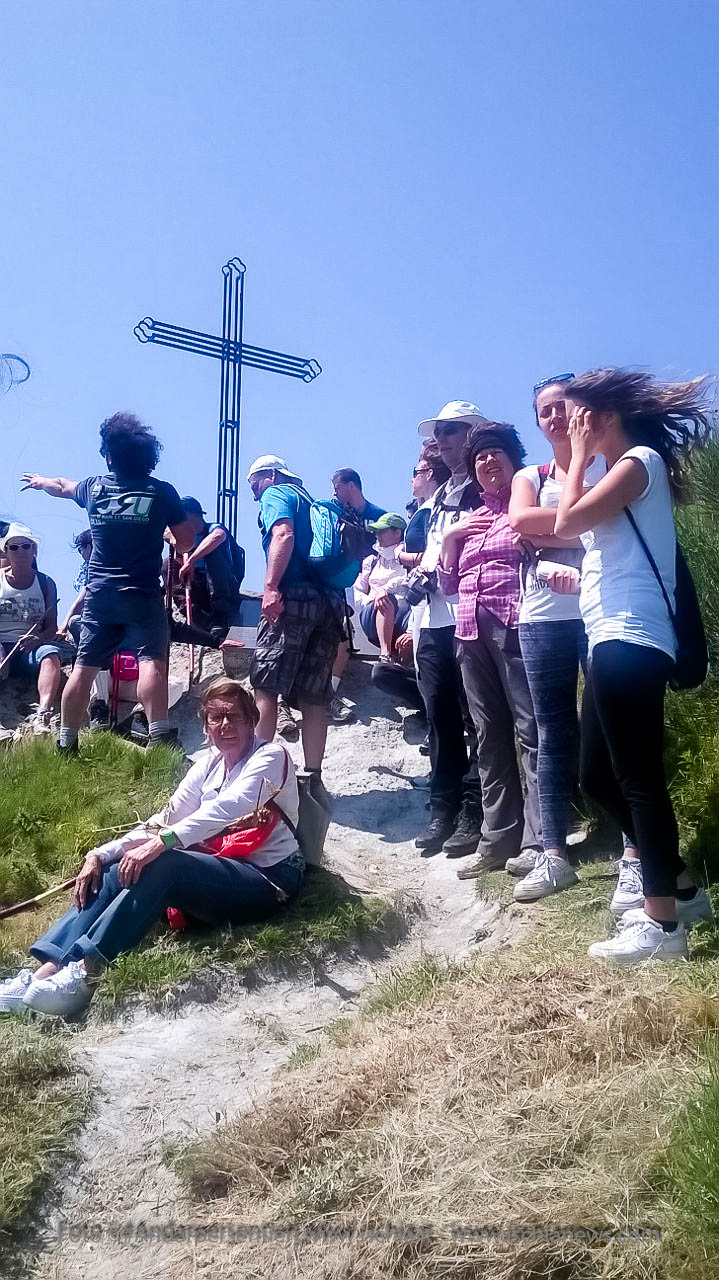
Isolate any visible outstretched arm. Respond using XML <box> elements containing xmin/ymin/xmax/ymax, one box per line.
<box><xmin>21</xmin><ymin>474</ymin><xmax>77</xmax><ymax>499</ymax></box>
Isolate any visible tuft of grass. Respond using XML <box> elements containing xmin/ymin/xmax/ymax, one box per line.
<box><xmin>0</xmin><ymin>1019</ymin><xmax>86</xmax><ymax>1236</ymax></box>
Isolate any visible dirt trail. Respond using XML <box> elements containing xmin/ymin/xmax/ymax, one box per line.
<box><xmin>28</xmin><ymin>658</ymin><xmax>524</xmax><ymax>1280</ymax></box>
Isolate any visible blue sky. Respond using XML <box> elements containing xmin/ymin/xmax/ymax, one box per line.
<box><xmin>3</xmin><ymin>0</ymin><xmax>717</xmax><ymax>600</ymax></box>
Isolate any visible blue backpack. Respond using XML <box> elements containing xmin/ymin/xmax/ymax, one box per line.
<box><xmin>301</xmin><ymin>494</ymin><xmax>369</xmax><ymax>590</ymax></box>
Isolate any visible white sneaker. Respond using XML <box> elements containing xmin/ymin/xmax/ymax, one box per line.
<box><xmin>619</xmin><ymin>888</ymin><xmax>714</xmax><ymax>930</ymax></box>
<box><xmin>610</xmin><ymin>857</ymin><xmax>644</xmax><ymax>915</ymax></box>
<box><xmin>23</xmin><ymin>961</ymin><xmax>91</xmax><ymax>1017</ymax></box>
<box><xmin>0</xmin><ymin>968</ymin><xmax>34</xmax><ymax>1013</ymax></box>
<box><xmin>505</xmin><ymin>848</ymin><xmax>538</xmax><ymax>877</ymax></box>
<box><xmin>513</xmin><ymin>852</ymin><xmax>578</xmax><ymax>902</ymax></box>
<box><xmin>589</xmin><ymin>913</ymin><xmax>688</xmax><ymax>965</ymax></box>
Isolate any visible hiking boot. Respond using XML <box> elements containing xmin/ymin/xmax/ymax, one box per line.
<box><xmin>276</xmin><ymin>699</ymin><xmax>300</xmax><ymax>743</ymax></box>
<box><xmin>610</xmin><ymin>856</ymin><xmax>644</xmax><ymax>915</ymax></box>
<box><xmin>56</xmin><ymin>739</ymin><xmax>79</xmax><ymax>756</ymax></box>
<box><xmin>0</xmin><ymin>968</ymin><xmax>33</xmax><ymax>1013</ymax></box>
<box><xmin>415</xmin><ymin>816</ymin><xmax>454</xmax><ymax>857</ymax></box>
<box><xmin>442</xmin><ymin>807</ymin><xmax>483</xmax><ymax>859</ymax></box>
<box><xmin>513</xmin><ymin>852</ymin><xmax>578</xmax><ymax>902</ymax></box>
<box><xmin>588</xmin><ymin>914</ymin><xmax>688</xmax><ymax>966</ymax></box>
<box><xmin>328</xmin><ymin>695</ymin><xmax>356</xmax><ymax>724</ymax></box>
<box><xmin>455</xmin><ymin>849</ymin><xmax>508</xmax><ymax>879</ymax></box>
<box><xmin>619</xmin><ymin>888</ymin><xmax>713</xmax><ymax>930</ymax></box>
<box><xmin>505</xmin><ymin>848</ymin><xmax>539</xmax><ymax>877</ymax></box>
<box><xmin>418</xmin><ymin>732</ymin><xmax>430</xmax><ymax>757</ymax></box>
<box><xmin>148</xmin><ymin>728</ymin><xmax>183</xmax><ymax>751</ymax></box>
<box><xmin>23</xmin><ymin>961</ymin><xmax>92</xmax><ymax>1017</ymax></box>
<box><xmin>89</xmin><ymin>698</ymin><xmax>110</xmax><ymax>732</ymax></box>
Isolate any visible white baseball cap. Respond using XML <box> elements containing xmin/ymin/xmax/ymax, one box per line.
<box><xmin>246</xmin><ymin>454</ymin><xmax>302</xmax><ymax>484</ymax></box>
<box><xmin>418</xmin><ymin>400</ymin><xmax>490</xmax><ymax>438</ymax></box>
<box><xmin>1</xmin><ymin>521</ymin><xmax>39</xmax><ymax>551</ymax></box>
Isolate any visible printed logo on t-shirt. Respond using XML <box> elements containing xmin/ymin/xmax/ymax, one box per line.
<box><xmin>93</xmin><ymin>491</ymin><xmax>155</xmax><ymax>522</ymax></box>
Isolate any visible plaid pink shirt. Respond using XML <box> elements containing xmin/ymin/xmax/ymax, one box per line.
<box><xmin>436</xmin><ymin>489</ymin><xmax>522</xmax><ymax>639</ymax></box>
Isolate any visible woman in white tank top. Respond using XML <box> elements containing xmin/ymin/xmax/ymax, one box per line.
<box><xmin>554</xmin><ymin>368</ymin><xmax>713</xmax><ymax>965</ymax></box>
<box><xmin>0</xmin><ymin>524</ymin><xmax>62</xmax><ymax>732</ymax></box>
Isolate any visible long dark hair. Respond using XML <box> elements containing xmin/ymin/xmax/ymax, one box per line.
<box><xmin>420</xmin><ymin>441</ymin><xmax>451</xmax><ymax>487</ymax></box>
<box><xmin>566</xmin><ymin>368</ymin><xmax>713</xmax><ymax>502</ymax></box>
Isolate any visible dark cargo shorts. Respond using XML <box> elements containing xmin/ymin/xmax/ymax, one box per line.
<box><xmin>76</xmin><ymin>586</ymin><xmax>169</xmax><ymax>668</ymax></box>
<box><xmin>250</xmin><ymin>583</ymin><xmax>344</xmax><ymax>708</ymax></box>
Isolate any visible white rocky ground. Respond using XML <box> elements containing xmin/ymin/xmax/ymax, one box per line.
<box><xmin>12</xmin><ymin>650</ymin><xmax>526</xmax><ymax>1280</ymax></box>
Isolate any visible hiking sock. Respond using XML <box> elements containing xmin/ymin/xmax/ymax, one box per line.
<box><xmin>657</xmin><ymin>920</ymin><xmax>679</xmax><ymax>933</ymax></box>
<box><xmin>59</xmin><ymin>726</ymin><xmax>79</xmax><ymax>748</ymax></box>
<box><xmin>331</xmin><ymin>676</ymin><xmax>341</xmax><ymax>693</ymax></box>
<box><xmin>148</xmin><ymin>719</ymin><xmax>171</xmax><ymax>740</ymax></box>
<box><xmin>676</xmin><ymin>887</ymin><xmax>698</xmax><ymax>901</ymax></box>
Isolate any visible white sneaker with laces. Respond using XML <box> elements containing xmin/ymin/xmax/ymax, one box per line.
<box><xmin>610</xmin><ymin>856</ymin><xmax>645</xmax><ymax>915</ymax></box>
<box><xmin>0</xmin><ymin>968</ymin><xmax>34</xmax><ymax>1013</ymax></box>
<box><xmin>589</xmin><ymin>912</ymin><xmax>688</xmax><ymax>965</ymax></box>
<box><xmin>513</xmin><ymin>852</ymin><xmax>578</xmax><ymax>902</ymax></box>
<box><xmin>505</xmin><ymin>849</ymin><xmax>538</xmax><ymax>877</ymax></box>
<box><xmin>23</xmin><ymin>961</ymin><xmax>92</xmax><ymax>1017</ymax></box>
<box><xmin>618</xmin><ymin>888</ymin><xmax>713</xmax><ymax>930</ymax></box>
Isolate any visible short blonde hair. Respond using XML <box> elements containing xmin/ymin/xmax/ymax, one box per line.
<box><xmin>200</xmin><ymin>678</ymin><xmax>260</xmax><ymax>728</ymax></box>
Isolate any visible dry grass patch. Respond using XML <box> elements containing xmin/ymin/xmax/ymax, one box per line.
<box><xmin>178</xmin><ymin>966</ymin><xmax>713</xmax><ymax>1279</ymax></box>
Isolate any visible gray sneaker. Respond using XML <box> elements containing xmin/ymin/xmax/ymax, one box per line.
<box><xmin>456</xmin><ymin>850</ymin><xmax>508</xmax><ymax>880</ymax></box>
<box><xmin>505</xmin><ymin>848</ymin><xmax>539</xmax><ymax>877</ymax></box>
<box><xmin>328</xmin><ymin>695</ymin><xmax>356</xmax><ymax>724</ymax></box>
<box><xmin>513</xmin><ymin>852</ymin><xmax>578</xmax><ymax>902</ymax></box>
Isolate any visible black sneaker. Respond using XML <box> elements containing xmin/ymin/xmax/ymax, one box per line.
<box><xmin>89</xmin><ymin>698</ymin><xmax>110</xmax><ymax>731</ymax></box>
<box><xmin>418</xmin><ymin>732</ymin><xmax>431</xmax><ymax>757</ymax></box>
<box><xmin>415</xmin><ymin>816</ymin><xmax>455</xmax><ymax>857</ymax></box>
<box><xmin>56</xmin><ymin>739</ymin><xmax>79</xmax><ymax>756</ymax></box>
<box><xmin>442</xmin><ymin>807</ymin><xmax>483</xmax><ymax>858</ymax></box>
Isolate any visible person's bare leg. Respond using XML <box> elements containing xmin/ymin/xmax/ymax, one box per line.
<box><xmin>33</xmin><ymin>962</ymin><xmax>60</xmax><ymax>980</ymax></box>
<box><xmin>254</xmin><ymin>689</ymin><xmax>279</xmax><ymax>743</ymax></box>
<box><xmin>61</xmin><ymin>664</ymin><xmax>100</xmax><ymax>731</ymax></box>
<box><xmin>332</xmin><ymin>640</ymin><xmax>350</xmax><ymax>683</ymax></box>
<box><xmin>136</xmin><ymin>658</ymin><xmax>169</xmax><ymax>724</ymax></box>
<box><xmin>375</xmin><ymin>603</ymin><xmax>397</xmax><ymax>658</ymax></box>
<box><xmin>644</xmin><ymin>894</ymin><xmax>677</xmax><ymax>923</ymax></box>
<box><xmin>299</xmin><ymin>701</ymin><xmax>328</xmax><ymax>770</ymax></box>
<box><xmin>37</xmin><ymin>655</ymin><xmax>62</xmax><ymax>711</ymax></box>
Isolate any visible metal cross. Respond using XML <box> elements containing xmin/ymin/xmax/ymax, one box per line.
<box><xmin>134</xmin><ymin>257</ymin><xmax>321</xmax><ymax>538</ymax></box>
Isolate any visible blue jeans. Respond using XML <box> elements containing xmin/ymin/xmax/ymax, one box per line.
<box><xmin>519</xmin><ymin>620</ymin><xmax>587</xmax><ymax>853</ymax></box>
<box><xmin>29</xmin><ymin>850</ymin><xmax>304</xmax><ymax>969</ymax></box>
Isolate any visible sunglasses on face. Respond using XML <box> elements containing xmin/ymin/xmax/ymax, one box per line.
<box><xmin>413</xmin><ymin>467</ymin><xmax>431</xmax><ymax>477</ymax></box>
<box><xmin>532</xmin><ymin>373</ymin><xmax>574</xmax><ymax>395</ymax></box>
<box><xmin>433</xmin><ymin>423</ymin><xmax>466</xmax><ymax>440</ymax></box>
<box><xmin>6</xmin><ymin>543</ymin><xmax>34</xmax><ymax>552</ymax></box>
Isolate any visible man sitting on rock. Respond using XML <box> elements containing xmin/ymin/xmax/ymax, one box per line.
<box><xmin>176</xmin><ymin>496</ymin><xmax>245</xmax><ymax>644</ymax></box>
<box><xmin>0</xmin><ymin>523</ymin><xmax>63</xmax><ymax>734</ymax></box>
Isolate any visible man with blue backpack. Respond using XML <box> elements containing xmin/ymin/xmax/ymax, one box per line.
<box><xmin>246</xmin><ymin>454</ymin><xmax>348</xmax><ymax>790</ymax></box>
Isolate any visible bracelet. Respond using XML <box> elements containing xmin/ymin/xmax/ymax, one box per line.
<box><xmin>159</xmin><ymin>828</ymin><xmax>179</xmax><ymax>850</ymax></box>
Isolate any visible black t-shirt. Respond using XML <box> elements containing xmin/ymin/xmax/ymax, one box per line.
<box><xmin>73</xmin><ymin>473</ymin><xmax>185</xmax><ymax>593</ymax></box>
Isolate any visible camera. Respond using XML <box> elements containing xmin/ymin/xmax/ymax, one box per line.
<box><xmin>402</xmin><ymin>567</ymin><xmax>438</xmax><ymax>607</ymax></box>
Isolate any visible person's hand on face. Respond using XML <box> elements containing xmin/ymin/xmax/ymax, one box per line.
<box><xmin>567</xmin><ymin>405</ymin><xmax>601</xmax><ymax>457</ymax></box>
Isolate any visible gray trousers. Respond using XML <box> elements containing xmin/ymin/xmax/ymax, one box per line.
<box><xmin>457</xmin><ymin>606</ymin><xmax>541</xmax><ymax>861</ymax></box>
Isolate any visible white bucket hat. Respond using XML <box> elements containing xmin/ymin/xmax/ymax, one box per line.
<box><xmin>246</xmin><ymin>454</ymin><xmax>302</xmax><ymax>484</ymax></box>
<box><xmin>418</xmin><ymin>400</ymin><xmax>490</xmax><ymax>438</ymax></box>
<box><xmin>1</xmin><ymin>521</ymin><xmax>39</xmax><ymax>552</ymax></box>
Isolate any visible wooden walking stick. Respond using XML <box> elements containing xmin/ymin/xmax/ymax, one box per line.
<box><xmin>0</xmin><ymin>877</ymin><xmax>77</xmax><ymax>921</ymax></box>
<box><xmin>0</xmin><ymin>622</ymin><xmax>40</xmax><ymax>676</ymax></box>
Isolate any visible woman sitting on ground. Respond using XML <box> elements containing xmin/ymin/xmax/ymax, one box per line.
<box><xmin>0</xmin><ymin>523</ymin><xmax>63</xmax><ymax>734</ymax></box>
<box><xmin>554</xmin><ymin>368</ymin><xmax>713</xmax><ymax>965</ymax></box>
<box><xmin>437</xmin><ymin>424</ymin><xmax>542</xmax><ymax>877</ymax></box>
<box><xmin>354</xmin><ymin>513</ymin><xmax>410</xmax><ymax>663</ymax></box>
<box><xmin>0</xmin><ymin>679</ymin><xmax>304</xmax><ymax>1018</ymax></box>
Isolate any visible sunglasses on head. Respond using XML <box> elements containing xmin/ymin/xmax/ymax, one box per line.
<box><xmin>532</xmin><ymin>373</ymin><xmax>574</xmax><ymax>395</ymax></box>
<box><xmin>6</xmin><ymin>542</ymin><xmax>33</xmax><ymax>552</ymax></box>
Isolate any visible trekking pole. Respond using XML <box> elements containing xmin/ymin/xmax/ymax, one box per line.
<box><xmin>184</xmin><ymin>554</ymin><xmax>195</xmax><ymax>685</ymax></box>
<box><xmin>0</xmin><ymin>877</ymin><xmax>77</xmax><ymax>921</ymax></box>
<box><xmin>0</xmin><ymin>623</ymin><xmax>40</xmax><ymax>676</ymax></box>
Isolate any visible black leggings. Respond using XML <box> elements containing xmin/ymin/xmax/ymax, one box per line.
<box><xmin>580</xmin><ymin>640</ymin><xmax>685</xmax><ymax>898</ymax></box>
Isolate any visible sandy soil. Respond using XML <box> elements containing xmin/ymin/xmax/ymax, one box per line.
<box><xmin>19</xmin><ymin>652</ymin><xmax>525</xmax><ymax>1280</ymax></box>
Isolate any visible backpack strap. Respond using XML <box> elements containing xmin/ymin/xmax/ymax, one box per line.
<box><xmin>624</xmin><ymin>508</ymin><xmax>677</xmax><ymax>627</ymax></box>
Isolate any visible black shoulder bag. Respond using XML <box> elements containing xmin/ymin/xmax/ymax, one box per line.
<box><xmin>624</xmin><ymin>509</ymin><xmax>708</xmax><ymax>691</ymax></box>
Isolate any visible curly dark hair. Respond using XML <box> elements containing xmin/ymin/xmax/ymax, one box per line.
<box><xmin>73</xmin><ymin>529</ymin><xmax>93</xmax><ymax>553</ymax></box>
<box><xmin>565</xmin><ymin>368</ymin><xmax>714</xmax><ymax>502</ymax></box>
<box><xmin>419</xmin><ymin>440</ymin><xmax>451</xmax><ymax>487</ymax></box>
<box><xmin>464</xmin><ymin>422</ymin><xmax>526</xmax><ymax>476</ymax></box>
<box><xmin>99</xmin><ymin>412</ymin><xmax>162</xmax><ymax>475</ymax></box>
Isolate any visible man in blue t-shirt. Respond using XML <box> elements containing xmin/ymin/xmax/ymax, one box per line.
<box><xmin>22</xmin><ymin>412</ymin><xmax>194</xmax><ymax>750</ymax></box>
<box><xmin>246</xmin><ymin>454</ymin><xmax>343</xmax><ymax>789</ymax></box>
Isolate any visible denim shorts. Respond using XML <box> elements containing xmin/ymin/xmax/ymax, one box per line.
<box><xmin>1</xmin><ymin>642</ymin><xmax>62</xmax><ymax>675</ymax></box>
<box><xmin>76</xmin><ymin>587</ymin><xmax>168</xmax><ymax>667</ymax></box>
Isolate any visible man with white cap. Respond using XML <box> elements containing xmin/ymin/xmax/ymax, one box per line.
<box><xmin>246</xmin><ymin>455</ymin><xmax>344</xmax><ymax>789</ymax></box>
<box><xmin>412</xmin><ymin>401</ymin><xmax>488</xmax><ymax>857</ymax></box>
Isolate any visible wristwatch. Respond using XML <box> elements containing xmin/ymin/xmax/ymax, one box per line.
<box><xmin>159</xmin><ymin>828</ymin><xmax>179</xmax><ymax>850</ymax></box>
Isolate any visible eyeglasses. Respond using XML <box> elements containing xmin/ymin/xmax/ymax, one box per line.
<box><xmin>532</xmin><ymin>373</ymin><xmax>574</xmax><ymax>395</ymax></box>
<box><xmin>205</xmin><ymin>710</ymin><xmax>249</xmax><ymax>728</ymax></box>
<box><xmin>433</xmin><ymin>423</ymin><xmax>465</xmax><ymax>439</ymax></box>
<box><xmin>413</xmin><ymin>467</ymin><xmax>431</xmax><ymax>477</ymax></box>
<box><xmin>6</xmin><ymin>542</ymin><xmax>34</xmax><ymax>552</ymax></box>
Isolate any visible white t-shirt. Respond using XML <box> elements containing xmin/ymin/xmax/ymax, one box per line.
<box><xmin>0</xmin><ymin>571</ymin><xmax>47</xmax><ymax>644</ymax></box>
<box><xmin>579</xmin><ymin>446</ymin><xmax>677</xmax><ymax>659</ymax></box>
<box><xmin>517</xmin><ymin>455</ymin><xmax>607</xmax><ymax>624</ymax></box>
<box><xmin>413</xmin><ymin>476</ymin><xmax>475</xmax><ymax>632</ymax></box>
